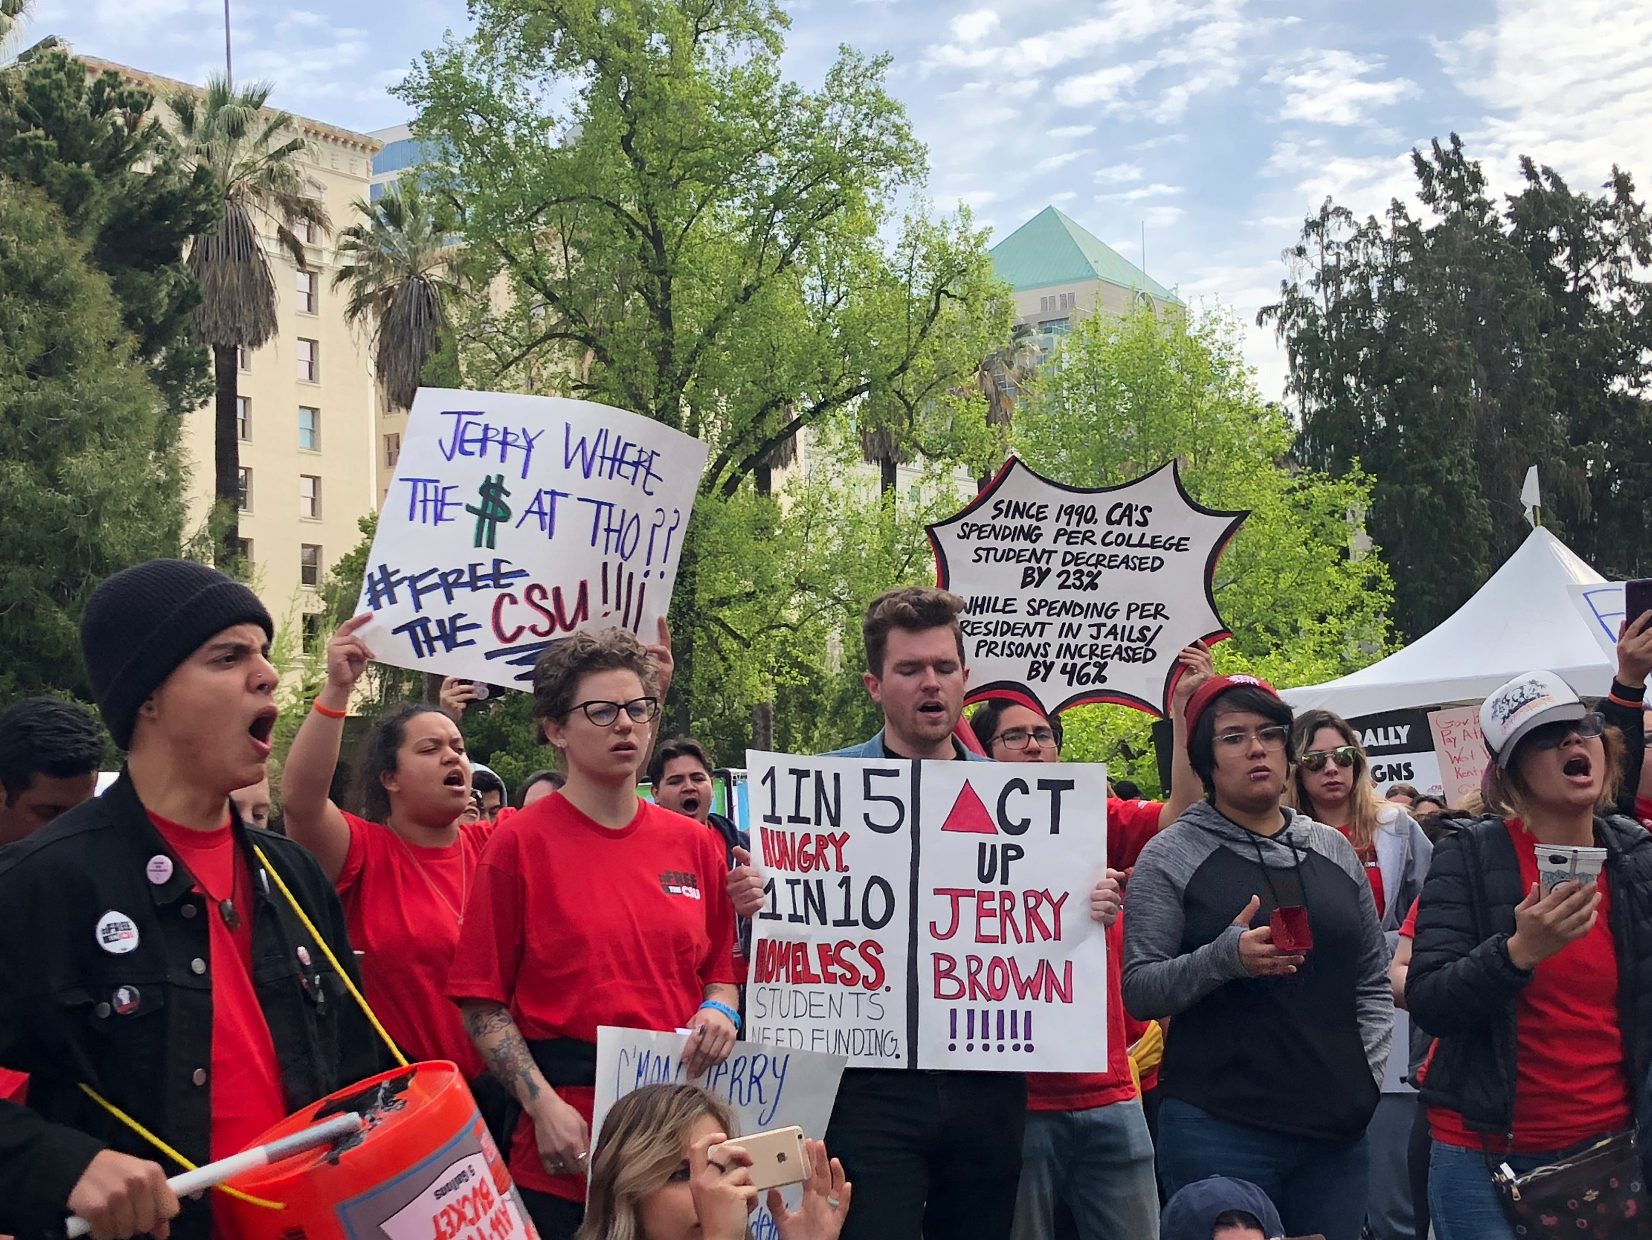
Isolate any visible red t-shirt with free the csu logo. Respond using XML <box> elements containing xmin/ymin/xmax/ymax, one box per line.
<box><xmin>446</xmin><ymin>792</ymin><xmax>737</xmax><ymax>1201</ymax></box>
<box><xmin>1430</xmin><ymin>821</ymin><xmax>1632</xmax><ymax>1153</ymax></box>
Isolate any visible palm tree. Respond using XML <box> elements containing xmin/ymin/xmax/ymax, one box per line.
<box><xmin>0</xmin><ymin>0</ymin><xmax>30</xmax><ymax>50</ymax></box>
<box><xmin>171</xmin><ymin>78</ymin><xmax>326</xmax><ymax>566</ymax></box>
<box><xmin>974</xmin><ymin>325</ymin><xmax>1043</xmax><ymax>489</ymax></box>
<box><xmin>331</xmin><ymin>184</ymin><xmax>457</xmax><ymax>413</ymax></box>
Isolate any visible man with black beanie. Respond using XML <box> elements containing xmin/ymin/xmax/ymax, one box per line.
<box><xmin>0</xmin><ymin>560</ymin><xmax>382</xmax><ymax>1240</ymax></box>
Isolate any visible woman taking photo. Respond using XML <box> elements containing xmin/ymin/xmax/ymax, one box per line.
<box><xmin>1406</xmin><ymin>623</ymin><xmax>1652</xmax><ymax>1240</ymax></box>
<box><xmin>446</xmin><ymin>628</ymin><xmax>740</xmax><ymax>1240</ymax></box>
<box><xmin>578</xmin><ymin>1084</ymin><xmax>849</xmax><ymax>1240</ymax></box>
<box><xmin>1122</xmin><ymin>675</ymin><xmax>1392</xmax><ymax>1240</ymax></box>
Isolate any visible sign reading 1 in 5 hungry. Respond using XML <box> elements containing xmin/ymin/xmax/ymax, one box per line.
<box><xmin>356</xmin><ymin>390</ymin><xmax>708</xmax><ymax>684</ymax></box>
<box><xmin>928</xmin><ymin>457</ymin><xmax>1246</xmax><ymax>718</ymax></box>
<box><xmin>745</xmin><ymin>751</ymin><xmax>1110</xmax><ymax>1072</ymax></box>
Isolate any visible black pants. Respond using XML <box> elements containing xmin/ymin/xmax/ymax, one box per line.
<box><xmin>825</xmin><ymin>1068</ymin><xmax>1026</xmax><ymax>1240</ymax></box>
<box><xmin>1407</xmin><ymin>1099</ymin><xmax>1431</xmax><ymax>1240</ymax></box>
<box><xmin>520</xmin><ymin>1187</ymin><xmax>584</xmax><ymax>1240</ymax></box>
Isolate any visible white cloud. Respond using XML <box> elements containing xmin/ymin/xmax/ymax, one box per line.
<box><xmin>950</xmin><ymin>9</ymin><xmax>1000</xmax><ymax>43</ymax></box>
<box><xmin>1051</xmin><ymin>191</ymin><xmax>1077</xmax><ymax>202</ymax></box>
<box><xmin>1055</xmin><ymin>61</ymin><xmax>1149</xmax><ymax>107</ymax></box>
<box><xmin>1098</xmin><ymin>182</ymin><xmax>1183</xmax><ymax>201</ymax></box>
<box><xmin>1048</xmin><ymin>124</ymin><xmax>1096</xmax><ymax>138</ymax></box>
<box><xmin>1264</xmin><ymin>50</ymin><xmax>1421</xmax><ymax>127</ymax></box>
<box><xmin>1034</xmin><ymin>149</ymin><xmax>1090</xmax><ymax>172</ymax></box>
<box><xmin>1142</xmin><ymin>204</ymin><xmax>1185</xmax><ymax>226</ymax></box>
<box><xmin>1094</xmin><ymin>162</ymin><xmax>1144</xmax><ymax>183</ymax></box>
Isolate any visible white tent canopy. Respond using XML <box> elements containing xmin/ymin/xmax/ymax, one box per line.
<box><xmin>1280</xmin><ymin>528</ymin><xmax>1616</xmax><ymax>718</ymax></box>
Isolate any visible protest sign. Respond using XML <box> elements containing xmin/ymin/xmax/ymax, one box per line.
<box><xmin>744</xmin><ymin>751</ymin><xmax>1110</xmax><ymax>1072</ymax></box>
<box><xmin>1347</xmin><ymin>708</ymin><xmax>1442</xmax><ymax>797</ymax></box>
<box><xmin>1570</xmin><ymin>582</ymin><xmax>1625</xmax><ymax>658</ymax></box>
<box><xmin>593</xmin><ymin>1027</ymin><xmax>846</xmax><ymax>1240</ymax></box>
<box><xmin>1428</xmin><ymin>704</ymin><xmax>1488</xmax><ymax>808</ymax></box>
<box><xmin>926</xmin><ymin>457</ymin><xmax>1246</xmax><ymax>718</ymax></box>
<box><xmin>354</xmin><ymin>389</ymin><xmax>708</xmax><ymax>685</ymax></box>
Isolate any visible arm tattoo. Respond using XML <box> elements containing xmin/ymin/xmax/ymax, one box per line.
<box><xmin>463</xmin><ymin>1001</ymin><xmax>544</xmax><ymax>1104</ymax></box>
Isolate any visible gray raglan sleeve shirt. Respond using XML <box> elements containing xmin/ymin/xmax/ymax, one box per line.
<box><xmin>1120</xmin><ymin>825</ymin><xmax>1251</xmax><ymax>1020</ymax></box>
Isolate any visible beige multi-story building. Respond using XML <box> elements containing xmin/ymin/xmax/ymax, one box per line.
<box><xmin>82</xmin><ymin>57</ymin><xmax>386</xmax><ymax>647</ymax></box>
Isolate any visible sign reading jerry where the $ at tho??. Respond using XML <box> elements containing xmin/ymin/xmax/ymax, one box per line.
<box><xmin>745</xmin><ymin>752</ymin><xmax>1110</xmax><ymax>1072</ymax></box>
<box><xmin>356</xmin><ymin>389</ymin><xmax>709</xmax><ymax>684</ymax></box>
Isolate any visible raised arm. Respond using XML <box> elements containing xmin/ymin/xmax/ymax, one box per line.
<box><xmin>1159</xmin><ymin>642</ymin><xmax>1213</xmax><ymax>830</ymax></box>
<box><xmin>280</xmin><ymin>613</ymin><xmax>374</xmax><ymax>883</ymax></box>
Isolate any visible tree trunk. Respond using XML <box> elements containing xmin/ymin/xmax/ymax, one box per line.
<box><xmin>880</xmin><ymin>456</ymin><xmax>897</xmax><ymax>496</ymax></box>
<box><xmin>213</xmin><ymin>343</ymin><xmax>241</xmax><ymax>566</ymax></box>
<box><xmin>752</xmin><ymin>700</ymin><xmax>773</xmax><ymax>751</ymax></box>
<box><xmin>666</xmin><ymin>520</ymin><xmax>699</xmax><ymax>737</ymax></box>
<box><xmin>755</xmin><ymin>463</ymin><xmax>772</xmax><ymax>497</ymax></box>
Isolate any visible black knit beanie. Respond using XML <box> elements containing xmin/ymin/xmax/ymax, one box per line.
<box><xmin>80</xmin><ymin>559</ymin><xmax>274</xmax><ymax>750</ymax></box>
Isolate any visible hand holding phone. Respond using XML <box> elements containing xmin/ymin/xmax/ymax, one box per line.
<box><xmin>707</xmin><ymin>1127</ymin><xmax>809</xmax><ymax>1191</ymax></box>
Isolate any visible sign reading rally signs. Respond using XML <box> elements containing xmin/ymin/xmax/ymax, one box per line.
<box><xmin>927</xmin><ymin>458</ymin><xmax>1245</xmax><ymax>718</ymax></box>
<box><xmin>355</xmin><ymin>389</ymin><xmax>708</xmax><ymax>684</ymax></box>
<box><xmin>745</xmin><ymin>752</ymin><xmax>1110</xmax><ymax>1072</ymax></box>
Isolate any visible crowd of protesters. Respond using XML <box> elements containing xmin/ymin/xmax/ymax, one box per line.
<box><xmin>1</xmin><ymin>562</ymin><xmax>1652</xmax><ymax>1240</ymax></box>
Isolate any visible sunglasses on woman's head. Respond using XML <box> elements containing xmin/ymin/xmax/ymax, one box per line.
<box><xmin>1298</xmin><ymin>745</ymin><xmax>1360</xmax><ymax>773</ymax></box>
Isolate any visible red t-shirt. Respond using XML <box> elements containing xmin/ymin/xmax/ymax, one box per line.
<box><xmin>1638</xmin><ymin>796</ymin><xmax>1652</xmax><ymax>829</ymax></box>
<box><xmin>336</xmin><ymin>811</ymin><xmax>492</xmax><ymax>1078</ymax></box>
<box><xmin>0</xmin><ymin>1067</ymin><xmax>26</xmax><ymax>1102</ymax></box>
<box><xmin>1337</xmin><ymin>826</ymin><xmax>1386</xmax><ymax>919</ymax></box>
<box><xmin>1399</xmin><ymin>896</ymin><xmax>1419</xmax><ymax>940</ymax></box>
<box><xmin>1023</xmin><ymin>798</ymin><xmax>1164</xmax><ymax>1112</ymax></box>
<box><xmin>1027</xmin><ymin>916</ymin><xmax>1136</xmax><ymax>1111</ymax></box>
<box><xmin>147</xmin><ymin>812</ymin><xmax>287</xmax><ymax>1235</ymax></box>
<box><xmin>446</xmin><ymin>793</ymin><xmax>738</xmax><ymax>1201</ymax></box>
<box><xmin>1430</xmin><ymin>821</ymin><xmax>1631</xmax><ymax>1152</ymax></box>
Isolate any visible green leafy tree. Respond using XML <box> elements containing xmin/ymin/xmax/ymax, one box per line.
<box><xmin>170</xmin><ymin>79</ymin><xmax>329</xmax><ymax>566</ymax></box>
<box><xmin>1261</xmin><ymin>135</ymin><xmax>1652</xmax><ymax>638</ymax></box>
<box><xmin>1015</xmin><ymin>302</ymin><xmax>1395</xmax><ymax>791</ymax></box>
<box><xmin>332</xmin><ymin>185</ymin><xmax>459</xmax><ymax>412</ymax></box>
<box><xmin>0</xmin><ymin>179</ymin><xmax>187</xmax><ymax>703</ymax></box>
<box><xmin>399</xmin><ymin>0</ymin><xmax>1011</xmax><ymax>731</ymax></box>
<box><xmin>0</xmin><ymin>48</ymin><xmax>220</xmax><ymax>414</ymax></box>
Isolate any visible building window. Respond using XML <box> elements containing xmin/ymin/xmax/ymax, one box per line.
<box><xmin>237</xmin><ymin>467</ymin><xmax>252</xmax><ymax>513</ymax></box>
<box><xmin>293</xmin><ymin>217</ymin><xmax>314</xmax><ymax>244</ymax></box>
<box><xmin>236</xmin><ymin>538</ymin><xmax>253</xmax><ymax>563</ymax></box>
<box><xmin>301</xmin><ymin>612</ymin><xmax>324</xmax><ymax>654</ymax></box>
<box><xmin>297</xmin><ymin>338</ymin><xmax>318</xmax><ymax>383</ymax></box>
<box><xmin>300</xmin><ymin>543</ymin><xmax>322</xmax><ymax>587</ymax></box>
<box><xmin>296</xmin><ymin>269</ymin><xmax>318</xmax><ymax>314</ymax></box>
<box><xmin>384</xmin><ymin>433</ymin><xmax>401</xmax><ymax>468</ymax></box>
<box><xmin>299</xmin><ymin>406</ymin><xmax>320</xmax><ymax>452</ymax></box>
<box><xmin>236</xmin><ymin>345</ymin><xmax>251</xmax><ymax>371</ymax></box>
<box><xmin>236</xmin><ymin>396</ymin><xmax>252</xmax><ymax>441</ymax></box>
<box><xmin>299</xmin><ymin>474</ymin><xmax>321</xmax><ymax>520</ymax></box>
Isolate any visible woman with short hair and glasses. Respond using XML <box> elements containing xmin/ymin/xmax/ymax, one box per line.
<box><xmin>1122</xmin><ymin>675</ymin><xmax>1393</xmax><ymax>1240</ymax></box>
<box><xmin>446</xmin><ymin>628</ymin><xmax>740</xmax><ymax>1240</ymax></box>
<box><xmin>1406</xmin><ymin>628</ymin><xmax>1652</xmax><ymax>1240</ymax></box>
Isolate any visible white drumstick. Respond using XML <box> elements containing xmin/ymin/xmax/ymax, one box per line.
<box><xmin>66</xmin><ymin>1112</ymin><xmax>362</xmax><ymax>1238</ymax></box>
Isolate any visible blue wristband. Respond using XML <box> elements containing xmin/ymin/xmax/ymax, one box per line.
<box><xmin>699</xmin><ymin>1000</ymin><xmax>742</xmax><ymax>1032</ymax></box>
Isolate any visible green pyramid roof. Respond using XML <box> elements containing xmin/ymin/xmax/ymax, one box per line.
<box><xmin>989</xmin><ymin>206</ymin><xmax>1176</xmax><ymax>302</ymax></box>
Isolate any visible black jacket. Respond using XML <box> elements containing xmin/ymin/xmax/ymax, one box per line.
<box><xmin>0</xmin><ymin>773</ymin><xmax>384</xmax><ymax>1239</ymax></box>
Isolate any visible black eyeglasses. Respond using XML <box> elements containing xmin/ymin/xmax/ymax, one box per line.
<box><xmin>568</xmin><ymin>698</ymin><xmax>660</xmax><ymax>727</ymax></box>
<box><xmin>1298</xmin><ymin>745</ymin><xmax>1360</xmax><ymax>773</ymax></box>
<box><xmin>990</xmin><ymin>727</ymin><xmax>1057</xmax><ymax>751</ymax></box>
<box><xmin>1525</xmin><ymin>712</ymin><xmax>1606</xmax><ymax>750</ymax></box>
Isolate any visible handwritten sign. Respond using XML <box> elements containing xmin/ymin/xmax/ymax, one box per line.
<box><xmin>355</xmin><ymin>389</ymin><xmax>708</xmax><ymax>684</ymax></box>
<box><xmin>744</xmin><ymin>752</ymin><xmax>1110</xmax><ymax>1072</ymax></box>
<box><xmin>927</xmin><ymin>458</ymin><xmax>1246</xmax><ymax>718</ymax></box>
<box><xmin>1428</xmin><ymin>704</ymin><xmax>1488</xmax><ymax>809</ymax></box>
<box><xmin>592</xmin><ymin>1027</ymin><xmax>846</xmax><ymax>1240</ymax></box>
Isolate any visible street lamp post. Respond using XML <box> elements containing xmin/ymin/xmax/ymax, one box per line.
<box><xmin>223</xmin><ymin>0</ymin><xmax>232</xmax><ymax>88</ymax></box>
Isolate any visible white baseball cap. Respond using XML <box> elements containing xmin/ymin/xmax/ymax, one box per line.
<box><xmin>1480</xmin><ymin>670</ymin><xmax>1588</xmax><ymax>768</ymax></box>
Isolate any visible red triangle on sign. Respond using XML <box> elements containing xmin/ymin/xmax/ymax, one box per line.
<box><xmin>941</xmin><ymin>781</ymin><xmax>997</xmax><ymax>834</ymax></box>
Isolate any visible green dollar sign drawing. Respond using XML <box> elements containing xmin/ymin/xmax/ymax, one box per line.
<box><xmin>465</xmin><ymin>473</ymin><xmax>512</xmax><ymax>549</ymax></box>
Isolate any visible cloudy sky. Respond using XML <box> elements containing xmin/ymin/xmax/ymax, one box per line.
<box><xmin>28</xmin><ymin>0</ymin><xmax>1652</xmax><ymax>398</ymax></box>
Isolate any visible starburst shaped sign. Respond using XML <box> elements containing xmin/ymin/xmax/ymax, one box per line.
<box><xmin>926</xmin><ymin>457</ymin><xmax>1247</xmax><ymax>718</ymax></box>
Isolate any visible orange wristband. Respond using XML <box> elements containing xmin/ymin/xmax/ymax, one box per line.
<box><xmin>312</xmin><ymin>700</ymin><xmax>348</xmax><ymax>719</ymax></box>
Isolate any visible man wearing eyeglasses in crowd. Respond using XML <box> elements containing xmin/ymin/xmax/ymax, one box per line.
<box><xmin>966</xmin><ymin>643</ymin><xmax>1210</xmax><ymax>1240</ymax></box>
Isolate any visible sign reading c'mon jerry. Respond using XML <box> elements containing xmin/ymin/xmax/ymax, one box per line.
<box><xmin>745</xmin><ymin>751</ymin><xmax>1110</xmax><ymax>1072</ymax></box>
<box><xmin>355</xmin><ymin>388</ymin><xmax>708</xmax><ymax>684</ymax></box>
<box><xmin>927</xmin><ymin>457</ymin><xmax>1246</xmax><ymax>719</ymax></box>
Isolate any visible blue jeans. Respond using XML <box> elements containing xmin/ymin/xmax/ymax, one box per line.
<box><xmin>1428</xmin><ymin>1141</ymin><xmax>1553</xmax><ymax>1240</ymax></box>
<box><xmin>1156</xmin><ymin>1098</ymin><xmax>1370</xmax><ymax>1240</ymax></box>
<box><xmin>1012</xmin><ymin>1100</ymin><xmax>1159</xmax><ymax>1240</ymax></box>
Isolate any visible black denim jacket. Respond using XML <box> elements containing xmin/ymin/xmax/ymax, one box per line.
<box><xmin>0</xmin><ymin>772</ymin><xmax>385</xmax><ymax>1239</ymax></box>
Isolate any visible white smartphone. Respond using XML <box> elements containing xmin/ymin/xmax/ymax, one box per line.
<box><xmin>708</xmin><ymin>1126</ymin><xmax>809</xmax><ymax>1191</ymax></box>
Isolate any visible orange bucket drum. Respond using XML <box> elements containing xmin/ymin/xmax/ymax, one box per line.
<box><xmin>220</xmin><ymin>1061</ymin><xmax>539</xmax><ymax>1240</ymax></box>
